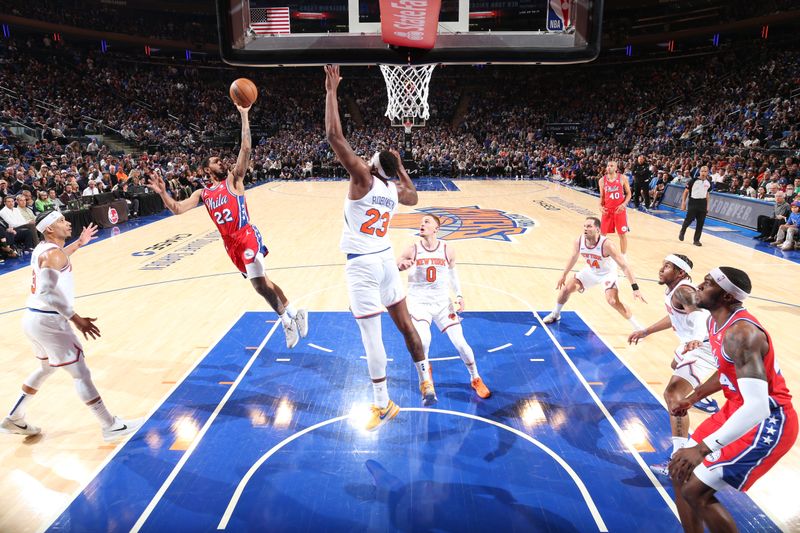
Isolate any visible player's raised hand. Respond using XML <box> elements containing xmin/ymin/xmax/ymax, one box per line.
<box><xmin>147</xmin><ymin>172</ymin><xmax>165</xmax><ymax>193</ymax></box>
<box><xmin>556</xmin><ymin>274</ymin><xmax>567</xmax><ymax>290</ymax></box>
<box><xmin>71</xmin><ymin>314</ymin><xmax>101</xmax><ymax>340</ymax></box>
<box><xmin>628</xmin><ymin>329</ymin><xmax>648</xmax><ymax>345</ymax></box>
<box><xmin>324</xmin><ymin>65</ymin><xmax>341</xmax><ymax>92</ymax></box>
<box><xmin>235</xmin><ymin>104</ymin><xmax>251</xmax><ymax>115</ymax></box>
<box><xmin>390</xmin><ymin>149</ymin><xmax>405</xmax><ymax>170</ymax></box>
<box><xmin>77</xmin><ymin>223</ymin><xmax>99</xmax><ymax>247</ymax></box>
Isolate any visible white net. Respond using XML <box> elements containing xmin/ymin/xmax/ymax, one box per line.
<box><xmin>379</xmin><ymin>64</ymin><xmax>436</xmax><ymax>122</ymax></box>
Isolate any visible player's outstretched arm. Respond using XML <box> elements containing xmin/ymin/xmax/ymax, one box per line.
<box><xmin>64</xmin><ymin>223</ymin><xmax>98</xmax><ymax>256</ymax></box>
<box><xmin>324</xmin><ymin>65</ymin><xmax>371</xmax><ymax>197</ymax></box>
<box><xmin>231</xmin><ymin>104</ymin><xmax>252</xmax><ymax>192</ymax></box>
<box><xmin>148</xmin><ymin>173</ymin><xmax>202</xmax><ymax>215</ymax></box>
<box><xmin>392</xmin><ymin>149</ymin><xmax>418</xmax><ymax>206</ymax></box>
<box><xmin>628</xmin><ymin>315</ymin><xmax>672</xmax><ymax>344</ymax></box>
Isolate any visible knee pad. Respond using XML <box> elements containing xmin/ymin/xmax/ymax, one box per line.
<box><xmin>63</xmin><ymin>359</ymin><xmax>100</xmax><ymax>402</ymax></box>
<box><xmin>357</xmin><ymin>315</ymin><xmax>387</xmax><ymax>380</ymax></box>
<box><xmin>24</xmin><ymin>361</ymin><xmax>57</xmax><ymax>390</ymax></box>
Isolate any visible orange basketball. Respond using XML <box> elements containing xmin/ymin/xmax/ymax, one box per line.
<box><xmin>229</xmin><ymin>78</ymin><xmax>258</xmax><ymax>107</ymax></box>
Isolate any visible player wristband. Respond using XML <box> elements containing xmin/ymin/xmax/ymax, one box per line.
<box><xmin>631</xmin><ymin>283</ymin><xmax>639</xmax><ymax>291</ymax></box>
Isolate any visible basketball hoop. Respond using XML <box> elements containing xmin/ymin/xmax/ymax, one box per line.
<box><xmin>380</xmin><ymin>64</ymin><xmax>436</xmax><ymax>122</ymax></box>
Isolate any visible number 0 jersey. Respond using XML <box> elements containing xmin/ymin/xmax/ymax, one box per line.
<box><xmin>407</xmin><ymin>241</ymin><xmax>450</xmax><ymax>303</ymax></box>
<box><xmin>202</xmin><ymin>180</ymin><xmax>251</xmax><ymax>238</ymax></box>
<box><xmin>340</xmin><ymin>176</ymin><xmax>398</xmax><ymax>254</ymax></box>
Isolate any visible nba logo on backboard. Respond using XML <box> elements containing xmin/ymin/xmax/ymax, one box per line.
<box><xmin>547</xmin><ymin>0</ymin><xmax>569</xmax><ymax>32</ymax></box>
<box><xmin>108</xmin><ymin>207</ymin><xmax>119</xmax><ymax>225</ymax></box>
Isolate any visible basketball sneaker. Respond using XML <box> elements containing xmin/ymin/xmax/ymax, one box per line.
<box><xmin>294</xmin><ymin>309</ymin><xmax>309</xmax><ymax>339</ymax></box>
<box><xmin>542</xmin><ymin>312</ymin><xmax>560</xmax><ymax>324</ymax></box>
<box><xmin>283</xmin><ymin>319</ymin><xmax>299</xmax><ymax>349</ymax></box>
<box><xmin>1</xmin><ymin>416</ymin><xmax>41</xmax><ymax>436</ymax></box>
<box><xmin>420</xmin><ymin>380</ymin><xmax>437</xmax><ymax>406</ymax></box>
<box><xmin>365</xmin><ymin>400</ymin><xmax>400</xmax><ymax>431</ymax></box>
<box><xmin>692</xmin><ymin>397</ymin><xmax>719</xmax><ymax>414</ymax></box>
<box><xmin>649</xmin><ymin>461</ymin><xmax>670</xmax><ymax>478</ymax></box>
<box><xmin>102</xmin><ymin>416</ymin><xmax>144</xmax><ymax>442</ymax></box>
<box><xmin>471</xmin><ymin>377</ymin><xmax>491</xmax><ymax>399</ymax></box>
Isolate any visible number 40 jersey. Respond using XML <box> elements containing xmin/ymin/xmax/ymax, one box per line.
<box><xmin>340</xmin><ymin>176</ymin><xmax>398</xmax><ymax>255</ymax></box>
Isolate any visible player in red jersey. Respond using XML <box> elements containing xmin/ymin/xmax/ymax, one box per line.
<box><xmin>669</xmin><ymin>266</ymin><xmax>797</xmax><ymax>533</ymax></box>
<box><xmin>598</xmin><ymin>161</ymin><xmax>632</xmax><ymax>255</ymax></box>
<box><xmin>148</xmin><ymin>104</ymin><xmax>307</xmax><ymax>349</ymax></box>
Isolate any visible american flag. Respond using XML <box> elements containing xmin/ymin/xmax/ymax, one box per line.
<box><xmin>251</xmin><ymin>7</ymin><xmax>291</xmax><ymax>35</ymax></box>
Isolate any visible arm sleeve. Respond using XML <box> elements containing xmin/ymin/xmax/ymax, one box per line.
<box><xmin>37</xmin><ymin>268</ymin><xmax>75</xmax><ymax>319</ymax></box>
<box><xmin>449</xmin><ymin>266</ymin><xmax>462</xmax><ymax>298</ymax></box>
<box><xmin>702</xmin><ymin>378</ymin><xmax>770</xmax><ymax>453</ymax></box>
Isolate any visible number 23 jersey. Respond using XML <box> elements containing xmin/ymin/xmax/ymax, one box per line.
<box><xmin>340</xmin><ymin>176</ymin><xmax>398</xmax><ymax>254</ymax></box>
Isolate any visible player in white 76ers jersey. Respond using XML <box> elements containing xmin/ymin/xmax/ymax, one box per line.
<box><xmin>543</xmin><ymin>216</ymin><xmax>646</xmax><ymax>327</ymax></box>
<box><xmin>397</xmin><ymin>214</ymin><xmax>491</xmax><ymax>399</ymax></box>
<box><xmin>148</xmin><ymin>101</ymin><xmax>307</xmax><ymax>349</ymax></box>
<box><xmin>326</xmin><ymin>65</ymin><xmax>434</xmax><ymax>431</ymax></box>
<box><xmin>628</xmin><ymin>254</ymin><xmax>719</xmax><ymax>478</ymax></box>
<box><xmin>2</xmin><ymin>211</ymin><xmax>142</xmax><ymax>442</ymax></box>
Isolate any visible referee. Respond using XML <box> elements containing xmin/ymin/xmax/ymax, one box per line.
<box><xmin>679</xmin><ymin>165</ymin><xmax>711</xmax><ymax>246</ymax></box>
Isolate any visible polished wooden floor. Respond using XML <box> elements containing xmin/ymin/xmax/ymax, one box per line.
<box><xmin>1</xmin><ymin>179</ymin><xmax>798</xmax><ymax>532</ymax></box>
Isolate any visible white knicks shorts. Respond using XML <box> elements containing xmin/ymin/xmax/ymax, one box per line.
<box><xmin>22</xmin><ymin>309</ymin><xmax>84</xmax><ymax>367</ymax></box>
<box><xmin>575</xmin><ymin>267</ymin><xmax>618</xmax><ymax>292</ymax></box>
<box><xmin>345</xmin><ymin>248</ymin><xmax>405</xmax><ymax>318</ymax></box>
<box><xmin>673</xmin><ymin>341</ymin><xmax>717</xmax><ymax>388</ymax></box>
<box><xmin>408</xmin><ymin>296</ymin><xmax>461</xmax><ymax>332</ymax></box>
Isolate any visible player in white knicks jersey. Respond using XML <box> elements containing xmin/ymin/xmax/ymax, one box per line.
<box><xmin>629</xmin><ymin>254</ymin><xmax>719</xmax><ymax>476</ymax></box>
<box><xmin>1</xmin><ymin>211</ymin><xmax>142</xmax><ymax>442</ymax></box>
<box><xmin>326</xmin><ymin>65</ymin><xmax>435</xmax><ymax>431</ymax></box>
<box><xmin>543</xmin><ymin>216</ymin><xmax>646</xmax><ymax>328</ymax></box>
<box><xmin>397</xmin><ymin>214</ymin><xmax>491</xmax><ymax>399</ymax></box>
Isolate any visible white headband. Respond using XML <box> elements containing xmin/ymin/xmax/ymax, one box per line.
<box><xmin>370</xmin><ymin>152</ymin><xmax>390</xmax><ymax>180</ymax></box>
<box><xmin>710</xmin><ymin>267</ymin><xmax>750</xmax><ymax>301</ymax></box>
<box><xmin>36</xmin><ymin>211</ymin><xmax>63</xmax><ymax>233</ymax></box>
<box><xmin>665</xmin><ymin>254</ymin><xmax>692</xmax><ymax>274</ymax></box>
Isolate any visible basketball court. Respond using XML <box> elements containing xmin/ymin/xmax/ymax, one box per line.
<box><xmin>1</xmin><ymin>179</ymin><xmax>798</xmax><ymax>531</ymax></box>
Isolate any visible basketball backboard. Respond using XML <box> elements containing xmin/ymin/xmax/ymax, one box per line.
<box><xmin>217</xmin><ymin>0</ymin><xmax>602</xmax><ymax>66</ymax></box>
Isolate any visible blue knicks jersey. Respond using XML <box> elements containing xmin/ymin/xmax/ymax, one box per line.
<box><xmin>202</xmin><ymin>181</ymin><xmax>250</xmax><ymax>237</ymax></box>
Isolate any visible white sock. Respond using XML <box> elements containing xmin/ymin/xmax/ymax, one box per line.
<box><xmin>553</xmin><ymin>303</ymin><xmax>564</xmax><ymax>315</ymax></box>
<box><xmin>88</xmin><ymin>399</ymin><xmax>115</xmax><ymax>428</ymax></box>
<box><xmin>372</xmin><ymin>380</ymin><xmax>389</xmax><ymax>409</ymax></box>
<box><xmin>671</xmin><ymin>436</ymin><xmax>689</xmax><ymax>456</ymax></box>
<box><xmin>629</xmin><ymin>316</ymin><xmax>643</xmax><ymax>330</ymax></box>
<box><xmin>415</xmin><ymin>359</ymin><xmax>430</xmax><ymax>384</ymax></box>
<box><xmin>284</xmin><ymin>303</ymin><xmax>297</xmax><ymax>319</ymax></box>
<box><xmin>8</xmin><ymin>393</ymin><xmax>32</xmax><ymax>420</ymax></box>
<box><xmin>279</xmin><ymin>312</ymin><xmax>292</xmax><ymax>327</ymax></box>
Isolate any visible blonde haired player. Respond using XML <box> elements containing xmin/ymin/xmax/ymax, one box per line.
<box><xmin>1</xmin><ymin>211</ymin><xmax>142</xmax><ymax>441</ymax></box>
<box><xmin>543</xmin><ymin>216</ymin><xmax>645</xmax><ymax>327</ymax></box>
<box><xmin>325</xmin><ymin>65</ymin><xmax>435</xmax><ymax>431</ymax></box>
<box><xmin>628</xmin><ymin>254</ymin><xmax>718</xmax><ymax>478</ymax></box>
<box><xmin>397</xmin><ymin>214</ymin><xmax>491</xmax><ymax>399</ymax></box>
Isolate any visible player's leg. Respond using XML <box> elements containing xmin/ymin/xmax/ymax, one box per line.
<box><xmin>444</xmin><ymin>323</ymin><xmax>491</xmax><ymax>398</ymax></box>
<box><xmin>649</xmin><ymin>373</ymin><xmax>695</xmax><ymax>477</ymax></box>
<box><xmin>680</xmin><ymin>474</ymin><xmax>734</xmax><ymax>533</ymax></box>
<box><xmin>604</xmin><ymin>286</ymin><xmax>642</xmax><ymax>329</ymax></box>
<box><xmin>60</xmin><ymin>357</ymin><xmax>143</xmax><ymax>441</ymax></box>
<box><xmin>616</xmin><ymin>211</ymin><xmax>629</xmax><ymax>255</ymax></box>
<box><xmin>246</xmin><ymin>251</ymin><xmax>305</xmax><ymax>347</ymax></box>
<box><xmin>543</xmin><ymin>275</ymin><xmax>581</xmax><ymax>324</ymax></box>
<box><xmin>2</xmin><ymin>358</ymin><xmax>54</xmax><ymax>436</ymax></box>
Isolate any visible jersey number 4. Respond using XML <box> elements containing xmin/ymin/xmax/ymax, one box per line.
<box><xmin>214</xmin><ymin>209</ymin><xmax>234</xmax><ymax>225</ymax></box>
<box><xmin>586</xmin><ymin>258</ymin><xmax>600</xmax><ymax>268</ymax></box>
<box><xmin>360</xmin><ymin>208</ymin><xmax>390</xmax><ymax>237</ymax></box>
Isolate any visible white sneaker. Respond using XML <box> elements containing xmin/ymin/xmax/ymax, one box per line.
<box><xmin>649</xmin><ymin>461</ymin><xmax>670</xmax><ymax>478</ymax></box>
<box><xmin>102</xmin><ymin>416</ymin><xmax>143</xmax><ymax>442</ymax></box>
<box><xmin>542</xmin><ymin>312</ymin><xmax>560</xmax><ymax>324</ymax></box>
<box><xmin>1</xmin><ymin>416</ymin><xmax>41</xmax><ymax>436</ymax></box>
<box><xmin>294</xmin><ymin>309</ymin><xmax>308</xmax><ymax>338</ymax></box>
<box><xmin>283</xmin><ymin>319</ymin><xmax>299</xmax><ymax>349</ymax></box>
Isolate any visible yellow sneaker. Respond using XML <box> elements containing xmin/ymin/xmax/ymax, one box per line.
<box><xmin>420</xmin><ymin>380</ymin><xmax>437</xmax><ymax>406</ymax></box>
<box><xmin>365</xmin><ymin>400</ymin><xmax>400</xmax><ymax>431</ymax></box>
<box><xmin>471</xmin><ymin>377</ymin><xmax>491</xmax><ymax>399</ymax></box>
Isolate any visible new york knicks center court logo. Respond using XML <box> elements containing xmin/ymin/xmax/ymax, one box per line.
<box><xmin>391</xmin><ymin>206</ymin><xmax>535</xmax><ymax>241</ymax></box>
